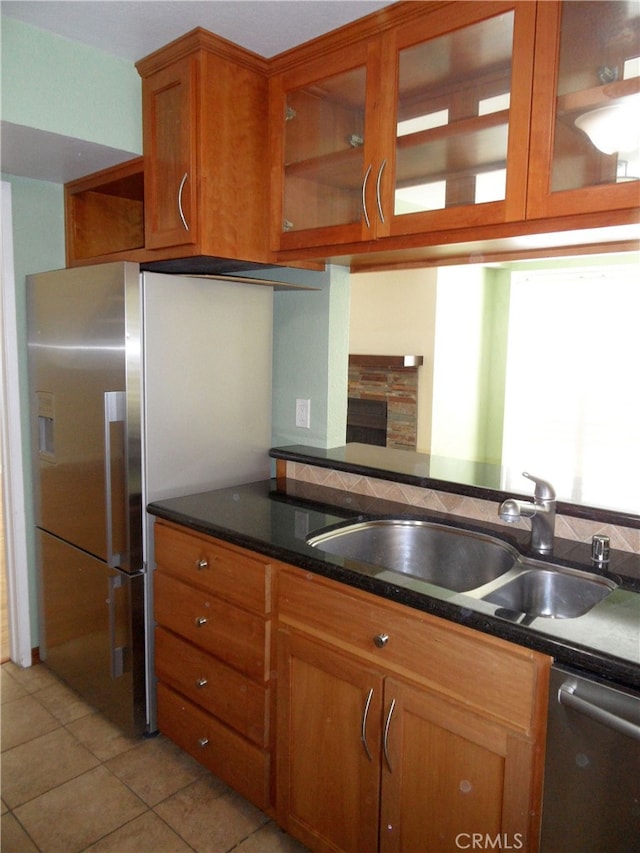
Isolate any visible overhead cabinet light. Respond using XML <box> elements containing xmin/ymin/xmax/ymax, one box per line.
<box><xmin>574</xmin><ymin>97</ymin><xmax>640</xmax><ymax>156</ymax></box>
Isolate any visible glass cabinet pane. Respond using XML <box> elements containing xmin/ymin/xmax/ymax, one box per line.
<box><xmin>551</xmin><ymin>0</ymin><xmax>640</xmax><ymax>192</ymax></box>
<box><xmin>394</xmin><ymin>12</ymin><xmax>514</xmax><ymax>216</ymax></box>
<box><xmin>283</xmin><ymin>66</ymin><xmax>367</xmax><ymax>233</ymax></box>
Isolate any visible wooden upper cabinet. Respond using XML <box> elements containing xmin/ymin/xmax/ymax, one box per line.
<box><xmin>527</xmin><ymin>0</ymin><xmax>640</xmax><ymax>218</ymax></box>
<box><xmin>269</xmin><ymin>40</ymin><xmax>378</xmax><ymax>251</ymax></box>
<box><xmin>136</xmin><ymin>29</ymin><xmax>271</xmax><ymax>264</ymax></box>
<box><xmin>270</xmin><ymin>1</ymin><xmax>538</xmax><ymax>252</ymax></box>
<box><xmin>141</xmin><ymin>54</ymin><xmax>198</xmax><ymax>250</ymax></box>
<box><xmin>379</xmin><ymin>1</ymin><xmax>537</xmax><ymax>240</ymax></box>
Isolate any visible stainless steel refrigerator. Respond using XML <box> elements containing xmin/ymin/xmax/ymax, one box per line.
<box><xmin>27</xmin><ymin>262</ymin><xmax>273</xmax><ymax>735</ymax></box>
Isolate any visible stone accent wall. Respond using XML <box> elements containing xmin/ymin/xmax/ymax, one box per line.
<box><xmin>348</xmin><ymin>362</ymin><xmax>419</xmax><ymax>450</ymax></box>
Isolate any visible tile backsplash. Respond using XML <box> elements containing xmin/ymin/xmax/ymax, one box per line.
<box><xmin>286</xmin><ymin>461</ymin><xmax>640</xmax><ymax>554</ymax></box>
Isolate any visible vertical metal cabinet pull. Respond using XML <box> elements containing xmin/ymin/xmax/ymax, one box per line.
<box><xmin>361</xmin><ymin>164</ymin><xmax>372</xmax><ymax>228</ymax></box>
<box><xmin>103</xmin><ymin>391</ymin><xmax>125</xmax><ymax>568</ymax></box>
<box><xmin>383</xmin><ymin>698</ymin><xmax>396</xmax><ymax>772</ymax></box>
<box><xmin>178</xmin><ymin>172</ymin><xmax>189</xmax><ymax>231</ymax></box>
<box><xmin>376</xmin><ymin>159</ymin><xmax>387</xmax><ymax>224</ymax></box>
<box><xmin>361</xmin><ymin>687</ymin><xmax>374</xmax><ymax>761</ymax></box>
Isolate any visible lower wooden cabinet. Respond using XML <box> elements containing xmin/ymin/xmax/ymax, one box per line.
<box><xmin>153</xmin><ymin>520</ymin><xmax>550</xmax><ymax>850</ymax></box>
<box><xmin>276</xmin><ymin>567</ymin><xmax>551</xmax><ymax>853</ymax></box>
<box><xmin>156</xmin><ymin>681</ymin><xmax>271</xmax><ymax>809</ymax></box>
<box><xmin>153</xmin><ymin>520</ymin><xmax>273</xmax><ymax>811</ymax></box>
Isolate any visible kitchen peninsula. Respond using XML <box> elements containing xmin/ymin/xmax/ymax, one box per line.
<box><xmin>147</xmin><ymin>437</ymin><xmax>639</xmax><ymax>851</ymax></box>
<box><xmin>148</xmin><ymin>466</ymin><xmax>640</xmax><ymax>686</ymax></box>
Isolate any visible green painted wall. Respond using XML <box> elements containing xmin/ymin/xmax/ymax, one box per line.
<box><xmin>476</xmin><ymin>267</ymin><xmax>510</xmax><ymax>464</ymax></box>
<box><xmin>253</xmin><ymin>265</ymin><xmax>350</xmax><ymax>449</ymax></box>
<box><xmin>2</xmin><ymin>174</ymin><xmax>66</xmax><ymax>646</ymax></box>
<box><xmin>1</xmin><ymin>16</ymin><xmax>142</xmax><ymax>152</ymax></box>
<box><xmin>429</xmin><ymin>266</ymin><xmax>511</xmax><ymax>464</ymax></box>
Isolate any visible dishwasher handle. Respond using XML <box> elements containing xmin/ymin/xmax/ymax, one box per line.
<box><xmin>558</xmin><ymin>681</ymin><xmax>640</xmax><ymax>742</ymax></box>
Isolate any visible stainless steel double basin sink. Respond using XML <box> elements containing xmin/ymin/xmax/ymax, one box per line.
<box><xmin>307</xmin><ymin>518</ymin><xmax>618</xmax><ymax>620</ymax></box>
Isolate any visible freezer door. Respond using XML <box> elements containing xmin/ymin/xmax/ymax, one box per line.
<box><xmin>37</xmin><ymin>530</ymin><xmax>147</xmax><ymax>736</ymax></box>
<box><xmin>27</xmin><ymin>263</ymin><xmax>142</xmax><ymax>570</ymax></box>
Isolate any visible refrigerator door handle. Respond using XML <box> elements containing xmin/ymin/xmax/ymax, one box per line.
<box><xmin>104</xmin><ymin>391</ymin><xmax>125</xmax><ymax>568</ymax></box>
<box><xmin>107</xmin><ymin>574</ymin><xmax>125</xmax><ymax>679</ymax></box>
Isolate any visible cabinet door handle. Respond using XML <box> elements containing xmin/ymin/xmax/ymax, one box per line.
<box><xmin>376</xmin><ymin>159</ymin><xmax>387</xmax><ymax>224</ymax></box>
<box><xmin>195</xmin><ymin>558</ymin><xmax>209</xmax><ymax>571</ymax></box>
<box><xmin>196</xmin><ymin>677</ymin><xmax>208</xmax><ymax>688</ymax></box>
<box><xmin>361</xmin><ymin>687</ymin><xmax>374</xmax><ymax>761</ymax></box>
<box><xmin>373</xmin><ymin>633</ymin><xmax>389</xmax><ymax>648</ymax></box>
<box><xmin>361</xmin><ymin>163</ymin><xmax>372</xmax><ymax>228</ymax></box>
<box><xmin>195</xmin><ymin>616</ymin><xmax>208</xmax><ymax>627</ymax></box>
<box><xmin>383</xmin><ymin>698</ymin><xmax>396</xmax><ymax>772</ymax></box>
<box><xmin>197</xmin><ymin>737</ymin><xmax>209</xmax><ymax>748</ymax></box>
<box><xmin>178</xmin><ymin>172</ymin><xmax>190</xmax><ymax>231</ymax></box>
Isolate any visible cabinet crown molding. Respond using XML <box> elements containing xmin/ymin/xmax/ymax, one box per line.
<box><xmin>136</xmin><ymin>26</ymin><xmax>269</xmax><ymax>78</ymax></box>
<box><xmin>268</xmin><ymin>1</ymin><xmax>448</xmax><ymax>76</ymax></box>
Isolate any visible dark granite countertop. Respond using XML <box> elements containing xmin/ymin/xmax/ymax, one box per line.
<box><xmin>148</xmin><ymin>479</ymin><xmax>640</xmax><ymax>690</ymax></box>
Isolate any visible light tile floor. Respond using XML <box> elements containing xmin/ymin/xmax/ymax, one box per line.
<box><xmin>1</xmin><ymin>662</ymin><xmax>308</xmax><ymax>853</ymax></box>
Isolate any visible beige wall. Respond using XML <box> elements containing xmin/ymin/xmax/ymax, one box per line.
<box><xmin>349</xmin><ymin>268</ymin><xmax>437</xmax><ymax>451</ymax></box>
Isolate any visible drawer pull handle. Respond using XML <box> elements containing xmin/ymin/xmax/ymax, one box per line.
<box><xmin>373</xmin><ymin>633</ymin><xmax>389</xmax><ymax>648</ymax></box>
<box><xmin>383</xmin><ymin>698</ymin><xmax>396</xmax><ymax>773</ymax></box>
<box><xmin>197</xmin><ymin>737</ymin><xmax>209</xmax><ymax>749</ymax></box>
<box><xmin>196</xmin><ymin>558</ymin><xmax>209</xmax><ymax>571</ymax></box>
<box><xmin>196</xmin><ymin>677</ymin><xmax>208</xmax><ymax>688</ymax></box>
<box><xmin>361</xmin><ymin>687</ymin><xmax>374</xmax><ymax>761</ymax></box>
<box><xmin>195</xmin><ymin>616</ymin><xmax>208</xmax><ymax>627</ymax></box>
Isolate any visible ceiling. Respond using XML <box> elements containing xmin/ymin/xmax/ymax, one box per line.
<box><xmin>1</xmin><ymin>0</ymin><xmax>394</xmax><ymax>61</ymax></box>
<box><xmin>1</xmin><ymin>0</ymin><xmax>394</xmax><ymax>182</ymax></box>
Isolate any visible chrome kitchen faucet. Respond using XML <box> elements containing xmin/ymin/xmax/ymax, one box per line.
<box><xmin>499</xmin><ymin>472</ymin><xmax>556</xmax><ymax>554</ymax></box>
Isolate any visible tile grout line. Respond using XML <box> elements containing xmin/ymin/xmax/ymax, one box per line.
<box><xmin>3</xmin><ymin>663</ymin><xmax>287</xmax><ymax>853</ymax></box>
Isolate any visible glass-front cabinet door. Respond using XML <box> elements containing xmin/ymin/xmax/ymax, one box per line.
<box><xmin>527</xmin><ymin>0</ymin><xmax>640</xmax><ymax>218</ymax></box>
<box><xmin>270</xmin><ymin>1</ymin><xmax>536</xmax><ymax>253</ymax></box>
<box><xmin>379</xmin><ymin>1</ymin><xmax>537</xmax><ymax>238</ymax></box>
<box><xmin>270</xmin><ymin>41</ymin><xmax>380</xmax><ymax>251</ymax></box>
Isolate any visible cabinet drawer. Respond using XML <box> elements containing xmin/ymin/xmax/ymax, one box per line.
<box><xmin>278</xmin><ymin>567</ymin><xmax>548</xmax><ymax>734</ymax></box>
<box><xmin>155</xmin><ymin>572</ymin><xmax>270</xmax><ymax>682</ymax></box>
<box><xmin>157</xmin><ymin>682</ymin><xmax>271</xmax><ymax>812</ymax></box>
<box><xmin>154</xmin><ymin>521</ymin><xmax>271</xmax><ymax>614</ymax></box>
<box><xmin>155</xmin><ymin>626</ymin><xmax>270</xmax><ymax>747</ymax></box>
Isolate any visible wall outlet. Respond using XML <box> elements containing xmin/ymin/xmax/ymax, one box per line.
<box><xmin>295</xmin><ymin>398</ymin><xmax>311</xmax><ymax>429</ymax></box>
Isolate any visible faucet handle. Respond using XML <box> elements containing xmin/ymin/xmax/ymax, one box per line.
<box><xmin>522</xmin><ymin>472</ymin><xmax>555</xmax><ymax>501</ymax></box>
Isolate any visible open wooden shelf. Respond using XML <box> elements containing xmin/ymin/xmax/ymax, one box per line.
<box><xmin>65</xmin><ymin>157</ymin><xmax>145</xmax><ymax>265</ymax></box>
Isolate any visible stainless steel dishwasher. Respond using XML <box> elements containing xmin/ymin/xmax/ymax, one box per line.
<box><xmin>540</xmin><ymin>664</ymin><xmax>640</xmax><ymax>852</ymax></box>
